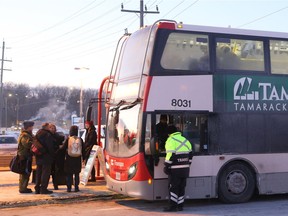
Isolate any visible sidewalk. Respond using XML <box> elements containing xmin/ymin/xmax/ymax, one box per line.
<box><xmin>0</xmin><ymin>171</ymin><xmax>121</xmax><ymax>209</ymax></box>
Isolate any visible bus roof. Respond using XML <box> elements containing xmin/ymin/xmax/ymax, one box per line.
<box><xmin>158</xmin><ymin>21</ymin><xmax>288</xmax><ymax>39</ymax></box>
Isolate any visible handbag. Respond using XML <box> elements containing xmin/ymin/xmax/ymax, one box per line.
<box><xmin>31</xmin><ymin>137</ymin><xmax>46</xmax><ymax>156</ymax></box>
<box><xmin>9</xmin><ymin>155</ymin><xmax>26</xmax><ymax>174</ymax></box>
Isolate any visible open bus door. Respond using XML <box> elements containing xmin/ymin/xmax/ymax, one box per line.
<box><xmin>144</xmin><ymin>111</ymin><xmax>209</xmax><ymax>199</ymax></box>
<box><xmin>143</xmin><ymin>112</ymin><xmax>208</xmax><ymax>192</ymax></box>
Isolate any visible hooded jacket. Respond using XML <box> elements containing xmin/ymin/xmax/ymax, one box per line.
<box><xmin>84</xmin><ymin>125</ymin><xmax>97</xmax><ymax>160</ymax></box>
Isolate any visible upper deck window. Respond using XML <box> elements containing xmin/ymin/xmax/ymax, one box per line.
<box><xmin>270</xmin><ymin>40</ymin><xmax>288</xmax><ymax>75</ymax></box>
<box><xmin>160</xmin><ymin>33</ymin><xmax>210</xmax><ymax>71</ymax></box>
<box><xmin>216</xmin><ymin>38</ymin><xmax>264</xmax><ymax>72</ymax></box>
<box><xmin>117</xmin><ymin>28</ymin><xmax>150</xmax><ymax>81</ymax></box>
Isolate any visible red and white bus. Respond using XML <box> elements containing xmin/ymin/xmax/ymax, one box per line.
<box><xmin>101</xmin><ymin>20</ymin><xmax>288</xmax><ymax>203</ymax></box>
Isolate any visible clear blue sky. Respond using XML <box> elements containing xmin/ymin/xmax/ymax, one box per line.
<box><xmin>1</xmin><ymin>0</ymin><xmax>287</xmax><ymax>89</ymax></box>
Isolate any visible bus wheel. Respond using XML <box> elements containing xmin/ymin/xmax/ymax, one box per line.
<box><xmin>218</xmin><ymin>163</ymin><xmax>255</xmax><ymax>203</ymax></box>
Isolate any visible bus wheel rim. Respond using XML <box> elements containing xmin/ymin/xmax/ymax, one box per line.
<box><xmin>226</xmin><ymin>171</ymin><xmax>247</xmax><ymax>194</ymax></box>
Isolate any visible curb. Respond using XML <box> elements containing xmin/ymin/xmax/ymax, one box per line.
<box><xmin>0</xmin><ymin>193</ymin><xmax>127</xmax><ymax>209</ymax></box>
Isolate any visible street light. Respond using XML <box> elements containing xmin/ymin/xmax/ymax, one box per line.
<box><xmin>5</xmin><ymin>93</ymin><xmax>12</xmax><ymax>129</ymax></box>
<box><xmin>74</xmin><ymin>67</ymin><xmax>90</xmax><ymax>129</ymax></box>
<box><xmin>4</xmin><ymin>93</ymin><xmax>20</xmax><ymax>129</ymax></box>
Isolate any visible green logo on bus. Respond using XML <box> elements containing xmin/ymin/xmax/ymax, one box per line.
<box><xmin>214</xmin><ymin>75</ymin><xmax>288</xmax><ymax>112</ymax></box>
<box><xmin>233</xmin><ymin>76</ymin><xmax>288</xmax><ymax>112</ymax></box>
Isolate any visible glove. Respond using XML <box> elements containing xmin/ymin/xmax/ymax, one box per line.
<box><xmin>163</xmin><ymin>166</ymin><xmax>171</xmax><ymax>175</ymax></box>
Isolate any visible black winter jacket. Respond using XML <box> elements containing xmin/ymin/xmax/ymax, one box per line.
<box><xmin>84</xmin><ymin>125</ymin><xmax>97</xmax><ymax>160</ymax></box>
<box><xmin>35</xmin><ymin>129</ymin><xmax>55</xmax><ymax>165</ymax></box>
<box><xmin>61</xmin><ymin>137</ymin><xmax>84</xmax><ymax>174</ymax></box>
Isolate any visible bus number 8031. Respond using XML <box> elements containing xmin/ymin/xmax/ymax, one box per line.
<box><xmin>171</xmin><ymin>99</ymin><xmax>191</xmax><ymax>108</ymax></box>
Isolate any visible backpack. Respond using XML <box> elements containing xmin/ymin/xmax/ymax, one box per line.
<box><xmin>68</xmin><ymin>136</ymin><xmax>82</xmax><ymax>157</ymax></box>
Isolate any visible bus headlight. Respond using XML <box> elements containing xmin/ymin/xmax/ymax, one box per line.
<box><xmin>128</xmin><ymin>163</ymin><xmax>138</xmax><ymax>180</ymax></box>
<box><xmin>106</xmin><ymin>162</ymin><xmax>110</xmax><ymax>173</ymax></box>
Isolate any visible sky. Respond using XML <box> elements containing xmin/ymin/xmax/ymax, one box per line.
<box><xmin>1</xmin><ymin>0</ymin><xmax>288</xmax><ymax>89</ymax></box>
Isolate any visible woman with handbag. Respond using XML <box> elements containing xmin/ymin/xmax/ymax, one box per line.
<box><xmin>17</xmin><ymin>121</ymin><xmax>34</xmax><ymax>193</ymax></box>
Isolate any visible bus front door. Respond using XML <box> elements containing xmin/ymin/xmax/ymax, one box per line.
<box><xmin>151</xmin><ymin>112</ymin><xmax>209</xmax><ymax>200</ymax></box>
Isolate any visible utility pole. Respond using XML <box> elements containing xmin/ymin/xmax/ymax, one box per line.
<box><xmin>121</xmin><ymin>0</ymin><xmax>159</xmax><ymax>28</ymax></box>
<box><xmin>0</xmin><ymin>40</ymin><xmax>12</xmax><ymax>130</ymax></box>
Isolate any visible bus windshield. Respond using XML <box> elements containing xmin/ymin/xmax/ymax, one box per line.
<box><xmin>106</xmin><ymin>104</ymin><xmax>141</xmax><ymax>157</ymax></box>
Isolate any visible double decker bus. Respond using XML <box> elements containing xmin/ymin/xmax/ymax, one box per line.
<box><xmin>102</xmin><ymin>20</ymin><xmax>288</xmax><ymax>203</ymax></box>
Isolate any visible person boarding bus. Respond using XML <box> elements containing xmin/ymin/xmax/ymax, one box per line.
<box><xmin>163</xmin><ymin>125</ymin><xmax>193</xmax><ymax>212</ymax></box>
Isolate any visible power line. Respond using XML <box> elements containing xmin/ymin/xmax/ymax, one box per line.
<box><xmin>160</xmin><ymin>0</ymin><xmax>185</xmax><ymax>18</ymax></box>
<box><xmin>12</xmin><ymin>2</ymin><xmax>131</xmax><ymax>59</ymax></box>
<box><xmin>29</xmin><ymin>16</ymin><xmax>139</xmax><ymax>65</ymax></box>
<box><xmin>17</xmin><ymin>30</ymin><xmax>125</xmax><ymax>69</ymax></box>
<box><xmin>172</xmin><ymin>0</ymin><xmax>200</xmax><ymax>19</ymax></box>
<box><xmin>237</xmin><ymin>5</ymin><xmax>288</xmax><ymax>28</ymax></box>
<box><xmin>13</xmin><ymin>0</ymin><xmax>103</xmax><ymax>43</ymax></box>
<box><xmin>15</xmin><ymin>14</ymin><xmax>138</xmax><ymax>61</ymax></box>
<box><xmin>39</xmin><ymin>29</ymin><xmax>123</xmax><ymax>58</ymax></box>
<box><xmin>18</xmin><ymin>20</ymin><xmax>141</xmax><ymax>71</ymax></box>
<box><xmin>13</xmin><ymin>1</ymin><xmax>147</xmax><ymax>60</ymax></box>
<box><xmin>147</xmin><ymin>0</ymin><xmax>158</xmax><ymax>9</ymax></box>
<box><xmin>32</xmin><ymin>0</ymin><xmax>104</xmax><ymax>35</ymax></box>
<box><xmin>13</xmin><ymin>0</ymin><xmax>133</xmax><ymax>51</ymax></box>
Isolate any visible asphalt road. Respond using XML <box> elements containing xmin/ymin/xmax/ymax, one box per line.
<box><xmin>2</xmin><ymin>195</ymin><xmax>288</xmax><ymax>216</ymax></box>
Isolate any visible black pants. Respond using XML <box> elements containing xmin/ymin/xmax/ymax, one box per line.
<box><xmin>35</xmin><ymin>164</ymin><xmax>51</xmax><ymax>192</ymax></box>
<box><xmin>168</xmin><ymin>175</ymin><xmax>187</xmax><ymax>208</ymax></box>
<box><xmin>51</xmin><ymin>162</ymin><xmax>57</xmax><ymax>187</ymax></box>
<box><xmin>66</xmin><ymin>173</ymin><xmax>80</xmax><ymax>190</ymax></box>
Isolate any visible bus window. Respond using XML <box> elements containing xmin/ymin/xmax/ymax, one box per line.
<box><xmin>270</xmin><ymin>40</ymin><xmax>288</xmax><ymax>74</ymax></box>
<box><xmin>168</xmin><ymin>114</ymin><xmax>208</xmax><ymax>153</ymax></box>
<box><xmin>144</xmin><ymin>114</ymin><xmax>152</xmax><ymax>155</ymax></box>
<box><xmin>216</xmin><ymin>38</ymin><xmax>264</xmax><ymax>72</ymax></box>
<box><xmin>160</xmin><ymin>33</ymin><xmax>210</xmax><ymax>71</ymax></box>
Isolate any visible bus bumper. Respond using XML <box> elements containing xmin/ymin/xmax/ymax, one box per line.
<box><xmin>106</xmin><ymin>174</ymin><xmax>154</xmax><ymax>200</ymax></box>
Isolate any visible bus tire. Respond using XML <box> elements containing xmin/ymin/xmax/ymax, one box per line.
<box><xmin>218</xmin><ymin>162</ymin><xmax>255</xmax><ymax>203</ymax></box>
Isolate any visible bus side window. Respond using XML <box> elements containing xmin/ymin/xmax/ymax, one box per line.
<box><xmin>270</xmin><ymin>39</ymin><xmax>288</xmax><ymax>74</ymax></box>
<box><xmin>216</xmin><ymin>45</ymin><xmax>241</xmax><ymax>70</ymax></box>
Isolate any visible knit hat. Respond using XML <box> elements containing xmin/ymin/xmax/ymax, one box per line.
<box><xmin>85</xmin><ymin>121</ymin><xmax>94</xmax><ymax>126</ymax></box>
<box><xmin>23</xmin><ymin>121</ymin><xmax>34</xmax><ymax>129</ymax></box>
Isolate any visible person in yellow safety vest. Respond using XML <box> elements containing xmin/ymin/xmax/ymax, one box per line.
<box><xmin>163</xmin><ymin>125</ymin><xmax>193</xmax><ymax>212</ymax></box>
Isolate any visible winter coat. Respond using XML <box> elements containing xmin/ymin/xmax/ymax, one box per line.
<box><xmin>17</xmin><ymin>130</ymin><xmax>33</xmax><ymax>160</ymax></box>
<box><xmin>51</xmin><ymin>132</ymin><xmax>65</xmax><ymax>173</ymax></box>
<box><xmin>61</xmin><ymin>137</ymin><xmax>84</xmax><ymax>174</ymax></box>
<box><xmin>84</xmin><ymin>125</ymin><xmax>97</xmax><ymax>161</ymax></box>
<box><xmin>52</xmin><ymin>132</ymin><xmax>65</xmax><ymax>152</ymax></box>
<box><xmin>35</xmin><ymin>129</ymin><xmax>55</xmax><ymax>165</ymax></box>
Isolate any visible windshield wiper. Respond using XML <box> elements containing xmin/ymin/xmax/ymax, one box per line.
<box><xmin>120</xmin><ymin>98</ymin><xmax>142</xmax><ymax>110</ymax></box>
<box><xmin>109</xmin><ymin>100</ymin><xmax>127</xmax><ymax>112</ymax></box>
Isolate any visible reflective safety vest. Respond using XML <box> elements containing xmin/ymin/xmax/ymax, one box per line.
<box><xmin>165</xmin><ymin>132</ymin><xmax>193</xmax><ymax>177</ymax></box>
